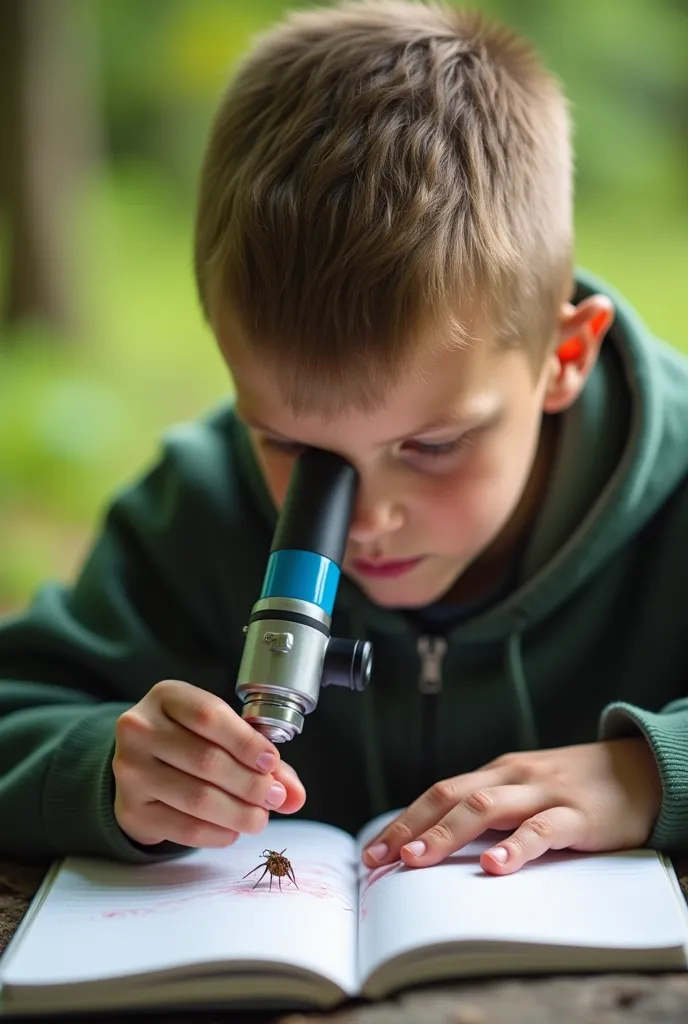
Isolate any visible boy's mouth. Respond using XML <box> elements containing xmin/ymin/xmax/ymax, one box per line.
<box><xmin>351</xmin><ymin>556</ymin><xmax>425</xmax><ymax>579</ymax></box>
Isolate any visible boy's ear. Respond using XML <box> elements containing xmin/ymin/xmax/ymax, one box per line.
<box><xmin>542</xmin><ymin>295</ymin><xmax>615</xmax><ymax>413</ymax></box>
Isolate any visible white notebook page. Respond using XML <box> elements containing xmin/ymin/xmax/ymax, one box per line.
<box><xmin>2</xmin><ymin>821</ymin><xmax>359</xmax><ymax>996</ymax></box>
<box><xmin>358</xmin><ymin>835</ymin><xmax>688</xmax><ymax>982</ymax></box>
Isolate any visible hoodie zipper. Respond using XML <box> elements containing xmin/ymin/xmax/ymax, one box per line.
<box><xmin>417</xmin><ymin>636</ymin><xmax>448</xmax><ymax>790</ymax></box>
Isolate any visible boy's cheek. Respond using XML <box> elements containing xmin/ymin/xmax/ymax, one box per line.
<box><xmin>251</xmin><ymin>445</ymin><xmax>293</xmax><ymax>509</ymax></box>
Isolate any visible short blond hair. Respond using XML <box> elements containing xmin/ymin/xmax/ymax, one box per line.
<box><xmin>194</xmin><ymin>0</ymin><xmax>573</xmax><ymax>411</ymax></box>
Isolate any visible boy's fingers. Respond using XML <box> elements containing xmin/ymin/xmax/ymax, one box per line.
<box><xmin>480</xmin><ymin>806</ymin><xmax>584</xmax><ymax>875</ymax></box>
<box><xmin>138</xmin><ymin>723</ymin><xmax>287</xmax><ymax>809</ymax></box>
<box><xmin>140</xmin><ymin>758</ymin><xmax>270</xmax><ymax>835</ymax></box>
<box><xmin>155</xmin><ymin>680</ymin><xmax>280</xmax><ymax>772</ymax></box>
<box><xmin>398</xmin><ymin>784</ymin><xmax>543</xmax><ymax>868</ymax></box>
<box><xmin>362</xmin><ymin>768</ymin><xmax>506</xmax><ymax>867</ymax></box>
<box><xmin>123</xmin><ymin>800</ymin><xmax>241</xmax><ymax>849</ymax></box>
<box><xmin>272</xmin><ymin>760</ymin><xmax>307</xmax><ymax>814</ymax></box>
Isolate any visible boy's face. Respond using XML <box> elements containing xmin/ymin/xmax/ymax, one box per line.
<box><xmin>222</xmin><ymin>318</ymin><xmax>576</xmax><ymax>610</ymax></box>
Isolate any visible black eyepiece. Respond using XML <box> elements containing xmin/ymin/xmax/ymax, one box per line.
<box><xmin>322</xmin><ymin>638</ymin><xmax>373</xmax><ymax>692</ymax></box>
<box><xmin>270</xmin><ymin>449</ymin><xmax>358</xmax><ymax>566</ymax></box>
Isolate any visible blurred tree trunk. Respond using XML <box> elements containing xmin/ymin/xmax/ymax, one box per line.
<box><xmin>0</xmin><ymin>0</ymin><xmax>101</xmax><ymax>340</ymax></box>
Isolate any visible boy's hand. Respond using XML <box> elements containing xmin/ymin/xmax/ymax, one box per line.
<box><xmin>362</xmin><ymin>738</ymin><xmax>662</xmax><ymax>875</ymax></box>
<box><xmin>113</xmin><ymin>679</ymin><xmax>306</xmax><ymax>848</ymax></box>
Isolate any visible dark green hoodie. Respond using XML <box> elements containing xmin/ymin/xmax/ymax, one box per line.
<box><xmin>1</xmin><ymin>270</ymin><xmax>688</xmax><ymax>863</ymax></box>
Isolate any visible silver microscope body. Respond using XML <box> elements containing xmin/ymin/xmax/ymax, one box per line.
<box><xmin>235</xmin><ymin>448</ymin><xmax>372</xmax><ymax>742</ymax></box>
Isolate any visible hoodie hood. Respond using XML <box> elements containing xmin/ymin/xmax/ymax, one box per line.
<box><xmin>463</xmin><ymin>266</ymin><xmax>688</xmax><ymax>643</ymax></box>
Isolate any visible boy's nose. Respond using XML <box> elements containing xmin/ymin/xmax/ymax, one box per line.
<box><xmin>348</xmin><ymin>493</ymin><xmax>404</xmax><ymax>545</ymax></box>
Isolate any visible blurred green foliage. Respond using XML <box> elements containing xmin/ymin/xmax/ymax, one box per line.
<box><xmin>0</xmin><ymin>0</ymin><xmax>686</xmax><ymax>610</ymax></box>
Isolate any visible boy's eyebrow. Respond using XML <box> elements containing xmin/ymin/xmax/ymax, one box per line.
<box><xmin>383</xmin><ymin>407</ymin><xmax>503</xmax><ymax>444</ymax></box>
<box><xmin>237</xmin><ymin>403</ymin><xmax>499</xmax><ymax>444</ymax></box>
<box><xmin>402</xmin><ymin>410</ymin><xmax>490</xmax><ymax>438</ymax></box>
<box><xmin>236</xmin><ymin>410</ymin><xmax>292</xmax><ymax>439</ymax></box>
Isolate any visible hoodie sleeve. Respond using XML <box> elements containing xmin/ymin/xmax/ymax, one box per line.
<box><xmin>599</xmin><ymin>699</ymin><xmax>688</xmax><ymax>850</ymax></box>
<box><xmin>0</xmin><ymin>414</ymin><xmax>257</xmax><ymax>863</ymax></box>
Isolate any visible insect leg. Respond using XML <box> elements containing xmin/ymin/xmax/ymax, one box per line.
<box><xmin>242</xmin><ymin>863</ymin><xmax>264</xmax><ymax>879</ymax></box>
<box><xmin>251</xmin><ymin>867</ymin><xmax>270</xmax><ymax>889</ymax></box>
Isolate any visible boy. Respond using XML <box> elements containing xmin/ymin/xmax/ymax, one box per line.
<box><xmin>0</xmin><ymin>0</ymin><xmax>686</xmax><ymax>878</ymax></box>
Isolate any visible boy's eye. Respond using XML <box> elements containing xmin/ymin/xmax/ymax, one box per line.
<box><xmin>262</xmin><ymin>436</ymin><xmax>307</xmax><ymax>457</ymax></box>
<box><xmin>261</xmin><ymin>432</ymin><xmax>478</xmax><ymax>461</ymax></box>
<box><xmin>405</xmin><ymin>432</ymin><xmax>476</xmax><ymax>458</ymax></box>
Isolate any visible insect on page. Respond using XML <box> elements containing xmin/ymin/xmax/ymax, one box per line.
<box><xmin>2</xmin><ymin>820</ymin><xmax>360</xmax><ymax>997</ymax></box>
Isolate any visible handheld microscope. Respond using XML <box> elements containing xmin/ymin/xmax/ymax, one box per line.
<box><xmin>235</xmin><ymin>448</ymin><xmax>373</xmax><ymax>742</ymax></box>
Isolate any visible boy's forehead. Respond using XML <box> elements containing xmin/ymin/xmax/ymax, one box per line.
<box><xmin>227</xmin><ymin>334</ymin><xmax>522</xmax><ymax>446</ymax></box>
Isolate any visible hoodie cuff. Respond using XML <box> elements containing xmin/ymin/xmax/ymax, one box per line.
<box><xmin>599</xmin><ymin>700</ymin><xmax>688</xmax><ymax>850</ymax></box>
<box><xmin>42</xmin><ymin>704</ymin><xmax>188</xmax><ymax>862</ymax></box>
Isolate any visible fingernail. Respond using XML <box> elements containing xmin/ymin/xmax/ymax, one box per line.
<box><xmin>256</xmin><ymin>752</ymin><xmax>277</xmax><ymax>772</ymax></box>
<box><xmin>488</xmin><ymin>846</ymin><xmax>508</xmax><ymax>863</ymax></box>
<box><xmin>265</xmin><ymin>783</ymin><xmax>286</xmax><ymax>808</ymax></box>
<box><xmin>402</xmin><ymin>840</ymin><xmax>426</xmax><ymax>858</ymax></box>
<box><xmin>366</xmin><ymin>842</ymin><xmax>388</xmax><ymax>862</ymax></box>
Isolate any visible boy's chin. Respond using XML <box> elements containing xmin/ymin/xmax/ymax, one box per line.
<box><xmin>352</xmin><ymin>573</ymin><xmax>458</xmax><ymax>610</ymax></box>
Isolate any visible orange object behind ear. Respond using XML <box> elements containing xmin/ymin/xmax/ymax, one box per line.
<box><xmin>558</xmin><ymin>311</ymin><xmax>609</xmax><ymax>365</ymax></box>
<box><xmin>590</xmin><ymin>311</ymin><xmax>609</xmax><ymax>335</ymax></box>
<box><xmin>557</xmin><ymin>337</ymin><xmax>584</xmax><ymax>364</ymax></box>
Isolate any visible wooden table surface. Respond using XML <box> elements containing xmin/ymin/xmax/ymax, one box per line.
<box><xmin>2</xmin><ymin>857</ymin><xmax>688</xmax><ymax>1023</ymax></box>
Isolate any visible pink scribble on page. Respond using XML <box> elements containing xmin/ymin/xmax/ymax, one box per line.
<box><xmin>93</xmin><ymin>858</ymin><xmax>355</xmax><ymax>921</ymax></box>
<box><xmin>359</xmin><ymin>861</ymin><xmax>404</xmax><ymax>922</ymax></box>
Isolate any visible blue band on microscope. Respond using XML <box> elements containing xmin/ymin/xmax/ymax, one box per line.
<box><xmin>260</xmin><ymin>550</ymin><xmax>340</xmax><ymax>616</ymax></box>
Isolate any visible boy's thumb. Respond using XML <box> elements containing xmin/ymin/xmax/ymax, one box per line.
<box><xmin>272</xmin><ymin>759</ymin><xmax>307</xmax><ymax>813</ymax></box>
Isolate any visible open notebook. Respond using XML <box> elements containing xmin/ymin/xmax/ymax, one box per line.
<box><xmin>1</xmin><ymin>812</ymin><xmax>687</xmax><ymax>1015</ymax></box>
